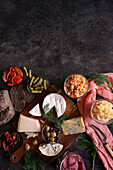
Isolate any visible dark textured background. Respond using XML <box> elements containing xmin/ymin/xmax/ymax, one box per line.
<box><xmin>0</xmin><ymin>0</ymin><xmax>113</xmax><ymax>169</ymax></box>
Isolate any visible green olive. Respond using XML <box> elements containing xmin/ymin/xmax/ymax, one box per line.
<box><xmin>25</xmin><ymin>143</ymin><xmax>30</xmax><ymax>150</ymax></box>
<box><xmin>32</xmin><ymin>139</ymin><xmax>38</xmax><ymax>145</ymax></box>
<box><xmin>51</xmin><ymin>132</ymin><xmax>56</xmax><ymax>137</ymax></box>
<box><xmin>46</xmin><ymin>125</ymin><xmax>50</xmax><ymax>131</ymax></box>
<box><xmin>46</xmin><ymin>132</ymin><xmax>50</xmax><ymax>137</ymax></box>
<box><xmin>50</xmin><ymin>137</ymin><xmax>55</xmax><ymax>142</ymax></box>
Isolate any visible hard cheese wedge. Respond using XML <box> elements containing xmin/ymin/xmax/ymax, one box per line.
<box><xmin>29</xmin><ymin>103</ymin><xmax>42</xmax><ymax>116</ymax></box>
<box><xmin>61</xmin><ymin>116</ymin><xmax>85</xmax><ymax>135</ymax></box>
<box><xmin>39</xmin><ymin>143</ymin><xmax>63</xmax><ymax>156</ymax></box>
<box><xmin>17</xmin><ymin>114</ymin><xmax>41</xmax><ymax>132</ymax></box>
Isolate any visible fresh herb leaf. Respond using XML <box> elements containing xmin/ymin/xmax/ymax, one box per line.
<box><xmin>42</xmin><ymin>102</ymin><xmax>79</xmax><ymax>128</ymax></box>
<box><xmin>109</xmin><ymin>122</ymin><xmax>113</xmax><ymax>128</ymax></box>
<box><xmin>76</xmin><ymin>135</ymin><xmax>97</xmax><ymax>170</ymax></box>
<box><xmin>23</xmin><ymin>150</ymin><xmax>46</xmax><ymax>170</ymax></box>
<box><xmin>87</xmin><ymin>73</ymin><xmax>113</xmax><ymax>91</ymax></box>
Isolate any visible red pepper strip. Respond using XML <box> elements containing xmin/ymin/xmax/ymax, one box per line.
<box><xmin>7</xmin><ymin>82</ymin><xmax>14</xmax><ymax>86</ymax></box>
<box><xmin>6</xmin><ymin>71</ymin><xmax>11</xmax><ymax>80</ymax></box>
<box><xmin>14</xmin><ymin>67</ymin><xmax>23</xmax><ymax>78</ymax></box>
<box><xmin>11</xmin><ymin>77</ymin><xmax>17</xmax><ymax>85</ymax></box>
<box><xmin>12</xmin><ymin>76</ymin><xmax>22</xmax><ymax>85</ymax></box>
<box><xmin>3</xmin><ymin>71</ymin><xmax>8</xmax><ymax>82</ymax></box>
<box><xmin>8</xmin><ymin>72</ymin><xmax>16</xmax><ymax>82</ymax></box>
<box><xmin>10</xmin><ymin>67</ymin><xmax>15</xmax><ymax>73</ymax></box>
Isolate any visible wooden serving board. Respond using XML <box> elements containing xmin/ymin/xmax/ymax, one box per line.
<box><xmin>10</xmin><ymin>85</ymin><xmax>80</xmax><ymax>163</ymax></box>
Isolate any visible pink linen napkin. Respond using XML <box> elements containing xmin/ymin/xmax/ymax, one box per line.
<box><xmin>77</xmin><ymin>73</ymin><xmax>113</xmax><ymax>170</ymax></box>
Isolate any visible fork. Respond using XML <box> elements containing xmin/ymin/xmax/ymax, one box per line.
<box><xmin>89</xmin><ymin>124</ymin><xmax>113</xmax><ymax>158</ymax></box>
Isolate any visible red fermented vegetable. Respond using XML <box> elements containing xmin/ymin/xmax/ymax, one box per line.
<box><xmin>3</xmin><ymin>66</ymin><xmax>23</xmax><ymax>86</ymax></box>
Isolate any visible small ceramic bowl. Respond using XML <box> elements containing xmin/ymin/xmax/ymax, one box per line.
<box><xmin>2</xmin><ymin>66</ymin><xmax>23</xmax><ymax>86</ymax></box>
<box><xmin>64</xmin><ymin>74</ymin><xmax>89</xmax><ymax>99</ymax></box>
<box><xmin>27</xmin><ymin>79</ymin><xmax>49</xmax><ymax>94</ymax></box>
<box><xmin>42</xmin><ymin>123</ymin><xmax>64</xmax><ymax>143</ymax></box>
<box><xmin>60</xmin><ymin>151</ymin><xmax>86</xmax><ymax>170</ymax></box>
<box><xmin>91</xmin><ymin>99</ymin><xmax>113</xmax><ymax>125</ymax></box>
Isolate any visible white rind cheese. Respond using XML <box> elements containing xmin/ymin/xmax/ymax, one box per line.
<box><xmin>39</xmin><ymin>143</ymin><xmax>63</xmax><ymax>156</ymax></box>
<box><xmin>17</xmin><ymin>114</ymin><xmax>41</xmax><ymax>132</ymax></box>
<box><xmin>42</xmin><ymin>93</ymin><xmax>66</xmax><ymax>117</ymax></box>
<box><xmin>61</xmin><ymin>116</ymin><xmax>85</xmax><ymax>135</ymax></box>
<box><xmin>29</xmin><ymin>103</ymin><xmax>42</xmax><ymax>116</ymax></box>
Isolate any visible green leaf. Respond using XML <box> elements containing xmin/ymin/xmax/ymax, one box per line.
<box><xmin>23</xmin><ymin>151</ymin><xmax>46</xmax><ymax>170</ymax></box>
<box><xmin>109</xmin><ymin>122</ymin><xmax>113</xmax><ymax>128</ymax></box>
<box><xmin>76</xmin><ymin>135</ymin><xmax>97</xmax><ymax>170</ymax></box>
<box><xmin>87</xmin><ymin>73</ymin><xmax>113</xmax><ymax>91</ymax></box>
<box><xmin>42</xmin><ymin>102</ymin><xmax>79</xmax><ymax>128</ymax></box>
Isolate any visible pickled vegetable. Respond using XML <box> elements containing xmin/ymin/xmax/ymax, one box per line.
<box><xmin>31</xmin><ymin>90</ymin><xmax>42</xmax><ymax>93</ymax></box>
<box><xmin>46</xmin><ymin>132</ymin><xmax>50</xmax><ymax>137</ymax></box>
<box><xmin>50</xmin><ymin>137</ymin><xmax>55</xmax><ymax>142</ymax></box>
<box><xmin>30</xmin><ymin>76</ymin><xmax>35</xmax><ymax>86</ymax></box>
<box><xmin>46</xmin><ymin>125</ymin><xmax>50</xmax><ymax>131</ymax></box>
<box><xmin>32</xmin><ymin>139</ymin><xmax>38</xmax><ymax>145</ymax></box>
<box><xmin>44</xmin><ymin>80</ymin><xmax>47</xmax><ymax>90</ymax></box>
<box><xmin>51</xmin><ymin>132</ymin><xmax>56</xmax><ymax>137</ymax></box>
<box><xmin>23</xmin><ymin>67</ymin><xmax>28</xmax><ymax>76</ymax></box>
<box><xmin>29</xmin><ymin>70</ymin><xmax>32</xmax><ymax>78</ymax></box>
<box><xmin>33</xmin><ymin>77</ymin><xmax>39</xmax><ymax>84</ymax></box>
<box><xmin>33</xmin><ymin>78</ymin><xmax>43</xmax><ymax>87</ymax></box>
<box><xmin>25</xmin><ymin>143</ymin><xmax>30</xmax><ymax>150</ymax></box>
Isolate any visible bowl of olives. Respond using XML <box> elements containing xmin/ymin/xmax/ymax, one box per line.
<box><xmin>42</xmin><ymin>123</ymin><xmax>64</xmax><ymax>143</ymax></box>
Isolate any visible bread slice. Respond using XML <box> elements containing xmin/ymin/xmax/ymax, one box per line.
<box><xmin>17</xmin><ymin>114</ymin><xmax>41</xmax><ymax>132</ymax></box>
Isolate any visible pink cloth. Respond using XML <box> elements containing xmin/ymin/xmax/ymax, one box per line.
<box><xmin>77</xmin><ymin>73</ymin><xmax>113</xmax><ymax>170</ymax></box>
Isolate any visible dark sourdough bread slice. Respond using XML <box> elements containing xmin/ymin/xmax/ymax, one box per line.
<box><xmin>19</xmin><ymin>85</ymin><xmax>35</xmax><ymax>103</ymax></box>
<box><xmin>0</xmin><ymin>90</ymin><xmax>15</xmax><ymax>125</ymax></box>
<box><xmin>10</xmin><ymin>86</ymin><xmax>25</xmax><ymax>112</ymax></box>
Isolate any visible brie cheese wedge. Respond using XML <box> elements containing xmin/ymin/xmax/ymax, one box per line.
<box><xmin>42</xmin><ymin>93</ymin><xmax>66</xmax><ymax>117</ymax></box>
<box><xmin>29</xmin><ymin>103</ymin><xmax>42</xmax><ymax>116</ymax></box>
<box><xmin>39</xmin><ymin>143</ymin><xmax>63</xmax><ymax>156</ymax></box>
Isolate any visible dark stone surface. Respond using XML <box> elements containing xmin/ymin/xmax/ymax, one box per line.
<box><xmin>0</xmin><ymin>0</ymin><xmax>113</xmax><ymax>169</ymax></box>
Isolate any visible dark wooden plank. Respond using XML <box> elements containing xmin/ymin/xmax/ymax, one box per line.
<box><xmin>10</xmin><ymin>85</ymin><xmax>80</xmax><ymax>163</ymax></box>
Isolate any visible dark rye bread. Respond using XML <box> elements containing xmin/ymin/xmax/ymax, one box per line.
<box><xmin>0</xmin><ymin>90</ymin><xmax>15</xmax><ymax>125</ymax></box>
<box><xmin>10</xmin><ymin>85</ymin><xmax>35</xmax><ymax>112</ymax></box>
<box><xmin>19</xmin><ymin>85</ymin><xmax>35</xmax><ymax>103</ymax></box>
<box><xmin>10</xmin><ymin>86</ymin><xmax>25</xmax><ymax>112</ymax></box>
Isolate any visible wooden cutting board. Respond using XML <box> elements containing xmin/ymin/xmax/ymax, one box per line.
<box><xmin>10</xmin><ymin>85</ymin><xmax>81</xmax><ymax>163</ymax></box>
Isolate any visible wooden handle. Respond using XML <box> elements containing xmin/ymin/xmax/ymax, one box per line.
<box><xmin>105</xmin><ymin>144</ymin><xmax>113</xmax><ymax>158</ymax></box>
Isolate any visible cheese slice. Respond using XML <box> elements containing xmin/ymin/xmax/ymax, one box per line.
<box><xmin>61</xmin><ymin>116</ymin><xmax>85</xmax><ymax>135</ymax></box>
<box><xmin>29</xmin><ymin>103</ymin><xmax>42</xmax><ymax>116</ymax></box>
<box><xmin>25</xmin><ymin>132</ymin><xmax>38</xmax><ymax>139</ymax></box>
<box><xmin>39</xmin><ymin>143</ymin><xmax>63</xmax><ymax>156</ymax></box>
<box><xmin>17</xmin><ymin>114</ymin><xmax>41</xmax><ymax>132</ymax></box>
<box><xmin>42</xmin><ymin>93</ymin><xmax>66</xmax><ymax>117</ymax></box>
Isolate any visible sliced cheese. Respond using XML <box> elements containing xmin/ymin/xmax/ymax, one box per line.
<box><xmin>61</xmin><ymin>116</ymin><xmax>85</xmax><ymax>135</ymax></box>
<box><xmin>42</xmin><ymin>93</ymin><xmax>66</xmax><ymax>117</ymax></box>
<box><xmin>29</xmin><ymin>103</ymin><xmax>42</xmax><ymax>116</ymax></box>
<box><xmin>39</xmin><ymin>143</ymin><xmax>63</xmax><ymax>156</ymax></box>
<box><xmin>25</xmin><ymin>132</ymin><xmax>38</xmax><ymax>138</ymax></box>
<box><xmin>17</xmin><ymin>114</ymin><xmax>41</xmax><ymax>132</ymax></box>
